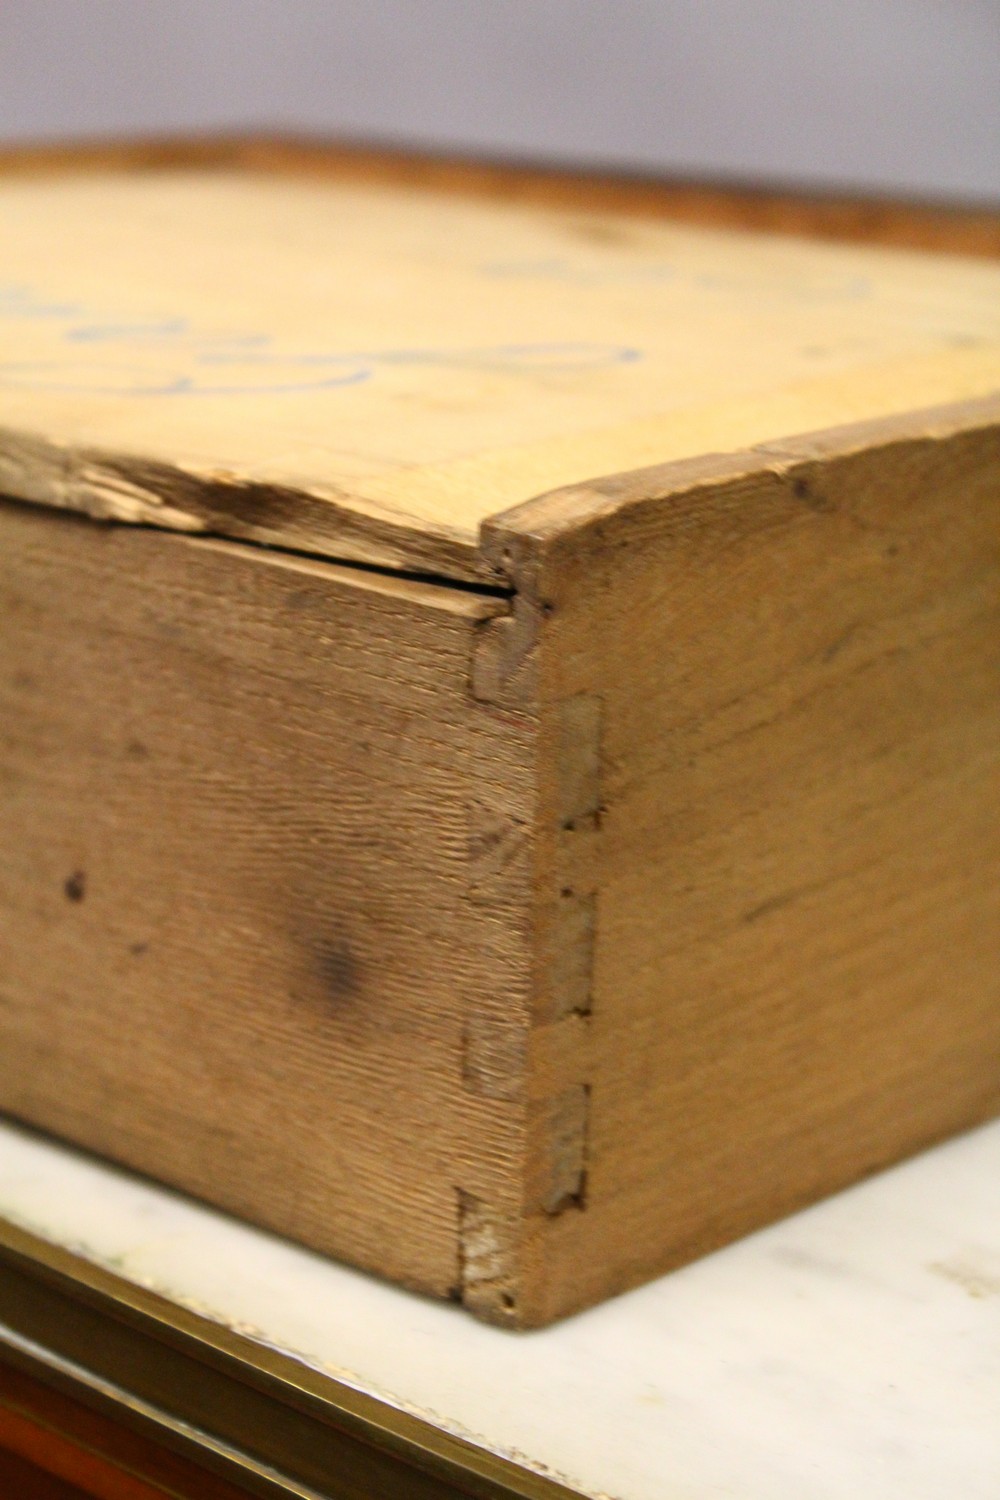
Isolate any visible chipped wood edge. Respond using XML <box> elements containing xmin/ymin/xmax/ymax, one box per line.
<box><xmin>0</xmin><ymin>426</ymin><xmax>493</xmax><ymax>586</ymax></box>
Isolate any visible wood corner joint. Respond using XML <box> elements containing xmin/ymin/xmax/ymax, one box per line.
<box><xmin>469</xmin><ymin>521</ymin><xmax>546</xmax><ymax>712</ymax></box>
<box><xmin>455</xmin><ymin>1190</ymin><xmax>521</xmax><ymax>1324</ymax></box>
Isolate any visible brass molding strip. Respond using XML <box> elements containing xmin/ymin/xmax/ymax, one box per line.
<box><xmin>0</xmin><ymin>1215</ymin><xmax>583</xmax><ymax>1500</ymax></box>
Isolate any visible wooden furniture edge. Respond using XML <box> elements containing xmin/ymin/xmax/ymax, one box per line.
<box><xmin>473</xmin><ymin>392</ymin><xmax>1000</xmax><ymax>713</ymax></box>
<box><xmin>0</xmin><ymin>426</ymin><xmax>496</xmax><ymax>587</ymax></box>
<box><xmin>479</xmin><ymin>391</ymin><xmax>1000</xmax><ymax>579</ymax></box>
<box><xmin>2</xmin><ymin>139</ymin><xmax>998</xmax><ymax>594</ymax></box>
<box><xmin>1</xmin><ymin>133</ymin><xmax>998</xmax><ymax>258</ymax></box>
<box><xmin>0</xmin><ymin>1210</ymin><xmax>583</xmax><ymax>1500</ymax></box>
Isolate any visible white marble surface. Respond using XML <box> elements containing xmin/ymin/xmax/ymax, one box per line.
<box><xmin>0</xmin><ymin>1116</ymin><xmax>997</xmax><ymax>1499</ymax></box>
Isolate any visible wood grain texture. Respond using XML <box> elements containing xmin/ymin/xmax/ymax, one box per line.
<box><xmin>0</xmin><ymin>501</ymin><xmax>535</xmax><ymax>1304</ymax></box>
<box><xmin>2</xmin><ymin>152</ymin><xmax>999</xmax><ymax>582</ymax></box>
<box><xmin>482</xmin><ymin>395</ymin><xmax>1000</xmax><ymax>1324</ymax></box>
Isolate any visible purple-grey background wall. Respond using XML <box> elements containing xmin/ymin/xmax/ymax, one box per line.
<box><xmin>2</xmin><ymin>0</ymin><xmax>998</xmax><ymax>200</ymax></box>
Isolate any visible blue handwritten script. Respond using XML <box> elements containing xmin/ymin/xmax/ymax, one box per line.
<box><xmin>0</xmin><ymin>284</ymin><xmax>86</xmax><ymax>319</ymax></box>
<box><xmin>0</xmin><ymin>283</ymin><xmax>642</xmax><ymax>396</ymax></box>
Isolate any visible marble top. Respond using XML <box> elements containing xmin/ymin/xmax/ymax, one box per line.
<box><xmin>0</xmin><ymin>1116</ymin><xmax>997</xmax><ymax>1499</ymax></box>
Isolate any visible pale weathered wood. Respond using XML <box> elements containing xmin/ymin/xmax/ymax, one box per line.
<box><xmin>1</xmin><ymin>163</ymin><xmax>999</xmax><ymax>581</ymax></box>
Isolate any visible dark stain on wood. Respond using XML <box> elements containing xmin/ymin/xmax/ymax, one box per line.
<box><xmin>313</xmin><ymin>936</ymin><xmax>361</xmax><ymax>1005</ymax></box>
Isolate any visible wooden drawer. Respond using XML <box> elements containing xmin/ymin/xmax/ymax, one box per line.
<box><xmin>1</xmin><ymin>144</ymin><xmax>998</xmax><ymax>1325</ymax></box>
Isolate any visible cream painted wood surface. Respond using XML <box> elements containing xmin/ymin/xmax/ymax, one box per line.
<box><xmin>0</xmin><ymin>1116</ymin><xmax>998</xmax><ymax>1500</ymax></box>
<box><xmin>2</xmin><ymin>167</ymin><xmax>1000</xmax><ymax>578</ymax></box>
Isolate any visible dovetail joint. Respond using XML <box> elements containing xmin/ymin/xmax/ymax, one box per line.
<box><xmin>552</xmin><ymin>693</ymin><xmax>602</xmax><ymax>1020</ymax></box>
<box><xmin>471</xmin><ymin>593</ymin><xmax>541</xmax><ymax>710</ymax></box>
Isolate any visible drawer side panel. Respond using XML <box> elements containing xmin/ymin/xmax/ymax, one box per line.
<box><xmin>0</xmin><ymin>504</ymin><xmax>535</xmax><ymax>1299</ymax></box>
